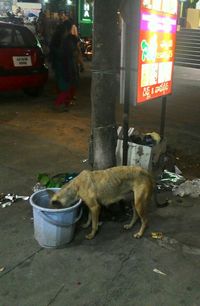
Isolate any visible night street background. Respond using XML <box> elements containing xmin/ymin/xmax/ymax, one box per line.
<box><xmin>0</xmin><ymin>64</ymin><xmax>200</xmax><ymax>306</ymax></box>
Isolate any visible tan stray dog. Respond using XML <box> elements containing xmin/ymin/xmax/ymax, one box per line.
<box><xmin>51</xmin><ymin>166</ymin><xmax>154</xmax><ymax>240</ymax></box>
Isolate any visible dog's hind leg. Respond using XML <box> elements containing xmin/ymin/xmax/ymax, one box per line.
<box><xmin>81</xmin><ymin>211</ymin><xmax>91</xmax><ymax>229</ymax></box>
<box><xmin>133</xmin><ymin>185</ymin><xmax>150</xmax><ymax>239</ymax></box>
<box><xmin>85</xmin><ymin>200</ymin><xmax>101</xmax><ymax>240</ymax></box>
<box><xmin>123</xmin><ymin>200</ymin><xmax>139</xmax><ymax>230</ymax></box>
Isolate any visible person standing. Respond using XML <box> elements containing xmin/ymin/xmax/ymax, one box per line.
<box><xmin>49</xmin><ymin>20</ymin><xmax>79</xmax><ymax>111</ymax></box>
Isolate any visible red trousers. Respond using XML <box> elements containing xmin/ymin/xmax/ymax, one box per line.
<box><xmin>55</xmin><ymin>86</ymin><xmax>76</xmax><ymax>107</ymax></box>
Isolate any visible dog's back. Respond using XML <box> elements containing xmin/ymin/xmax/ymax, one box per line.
<box><xmin>79</xmin><ymin>166</ymin><xmax>153</xmax><ymax>206</ymax></box>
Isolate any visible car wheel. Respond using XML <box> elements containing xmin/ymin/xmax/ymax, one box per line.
<box><xmin>23</xmin><ymin>87</ymin><xmax>44</xmax><ymax>97</ymax></box>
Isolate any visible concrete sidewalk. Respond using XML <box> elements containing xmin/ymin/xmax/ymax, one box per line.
<box><xmin>0</xmin><ymin>66</ymin><xmax>200</xmax><ymax>306</ymax></box>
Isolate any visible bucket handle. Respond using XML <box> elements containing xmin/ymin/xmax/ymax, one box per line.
<box><xmin>40</xmin><ymin>208</ymin><xmax>82</xmax><ymax>228</ymax></box>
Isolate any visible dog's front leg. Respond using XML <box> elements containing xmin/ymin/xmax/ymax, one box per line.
<box><xmin>85</xmin><ymin>202</ymin><xmax>101</xmax><ymax>240</ymax></box>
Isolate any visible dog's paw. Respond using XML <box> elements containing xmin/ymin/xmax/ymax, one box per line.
<box><xmin>133</xmin><ymin>232</ymin><xmax>142</xmax><ymax>239</ymax></box>
<box><xmin>85</xmin><ymin>233</ymin><xmax>95</xmax><ymax>240</ymax></box>
<box><xmin>124</xmin><ymin>224</ymin><xmax>132</xmax><ymax>230</ymax></box>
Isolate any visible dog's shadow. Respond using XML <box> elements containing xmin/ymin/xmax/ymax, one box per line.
<box><xmin>73</xmin><ymin>205</ymin><xmax>132</xmax><ymax>246</ymax></box>
<box><xmin>66</xmin><ymin>199</ymin><xmax>131</xmax><ymax>246</ymax></box>
<box><xmin>81</xmin><ymin>199</ymin><xmax>132</xmax><ymax>225</ymax></box>
<box><xmin>73</xmin><ymin>192</ymin><xmax>158</xmax><ymax>245</ymax></box>
<box><xmin>101</xmin><ymin>200</ymin><xmax>132</xmax><ymax>223</ymax></box>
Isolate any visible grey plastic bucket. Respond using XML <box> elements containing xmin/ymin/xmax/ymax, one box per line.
<box><xmin>29</xmin><ymin>188</ymin><xmax>82</xmax><ymax>248</ymax></box>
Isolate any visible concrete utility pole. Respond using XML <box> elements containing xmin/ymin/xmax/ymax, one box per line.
<box><xmin>90</xmin><ymin>0</ymin><xmax>121</xmax><ymax>170</ymax></box>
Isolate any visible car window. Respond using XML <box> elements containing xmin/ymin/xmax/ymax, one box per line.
<box><xmin>0</xmin><ymin>26</ymin><xmax>37</xmax><ymax>48</ymax></box>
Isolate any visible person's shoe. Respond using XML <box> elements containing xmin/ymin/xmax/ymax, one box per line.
<box><xmin>70</xmin><ymin>100</ymin><xmax>76</xmax><ymax>106</ymax></box>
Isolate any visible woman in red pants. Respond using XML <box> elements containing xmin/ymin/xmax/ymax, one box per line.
<box><xmin>49</xmin><ymin>20</ymin><xmax>79</xmax><ymax>110</ymax></box>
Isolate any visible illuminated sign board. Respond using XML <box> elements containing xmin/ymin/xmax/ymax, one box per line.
<box><xmin>137</xmin><ymin>0</ymin><xmax>178</xmax><ymax>103</ymax></box>
<box><xmin>79</xmin><ymin>0</ymin><xmax>93</xmax><ymax>24</ymax></box>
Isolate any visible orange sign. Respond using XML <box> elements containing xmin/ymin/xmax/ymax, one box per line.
<box><xmin>137</xmin><ymin>0</ymin><xmax>178</xmax><ymax>103</ymax></box>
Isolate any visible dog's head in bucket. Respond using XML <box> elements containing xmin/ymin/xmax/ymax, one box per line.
<box><xmin>49</xmin><ymin>184</ymin><xmax>79</xmax><ymax>209</ymax></box>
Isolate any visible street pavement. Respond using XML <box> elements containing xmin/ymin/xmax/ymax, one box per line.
<box><xmin>0</xmin><ymin>65</ymin><xmax>200</xmax><ymax>306</ymax></box>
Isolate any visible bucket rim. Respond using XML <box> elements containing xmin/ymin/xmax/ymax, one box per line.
<box><xmin>29</xmin><ymin>188</ymin><xmax>82</xmax><ymax>212</ymax></box>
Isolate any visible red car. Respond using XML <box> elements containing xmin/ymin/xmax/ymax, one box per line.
<box><xmin>0</xmin><ymin>21</ymin><xmax>48</xmax><ymax>96</ymax></box>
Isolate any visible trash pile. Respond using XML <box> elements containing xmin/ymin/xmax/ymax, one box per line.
<box><xmin>0</xmin><ymin>172</ymin><xmax>79</xmax><ymax>208</ymax></box>
<box><xmin>129</xmin><ymin>131</ymin><xmax>161</xmax><ymax>147</ymax></box>
<box><xmin>157</xmin><ymin>169</ymin><xmax>185</xmax><ymax>191</ymax></box>
<box><xmin>33</xmin><ymin>172</ymin><xmax>78</xmax><ymax>192</ymax></box>
<box><xmin>173</xmin><ymin>179</ymin><xmax>200</xmax><ymax>198</ymax></box>
<box><xmin>116</xmin><ymin>126</ymin><xmax>167</xmax><ymax>171</ymax></box>
<box><xmin>117</xmin><ymin>126</ymin><xmax>161</xmax><ymax>147</ymax></box>
<box><xmin>157</xmin><ymin>169</ymin><xmax>200</xmax><ymax>199</ymax></box>
<box><xmin>0</xmin><ymin>193</ymin><xmax>29</xmax><ymax>208</ymax></box>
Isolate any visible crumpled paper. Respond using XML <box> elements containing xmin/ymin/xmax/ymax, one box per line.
<box><xmin>0</xmin><ymin>193</ymin><xmax>29</xmax><ymax>208</ymax></box>
<box><xmin>173</xmin><ymin>179</ymin><xmax>200</xmax><ymax>198</ymax></box>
